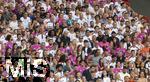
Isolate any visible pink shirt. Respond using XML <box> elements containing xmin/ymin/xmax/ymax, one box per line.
<box><xmin>59</xmin><ymin>47</ymin><xmax>67</xmax><ymax>53</ymax></box>
<box><xmin>98</xmin><ymin>42</ymin><xmax>109</xmax><ymax>47</ymax></box>
<box><xmin>45</xmin><ymin>45</ymin><xmax>52</xmax><ymax>51</ymax></box>
<box><xmin>137</xmin><ymin>33</ymin><xmax>145</xmax><ymax>40</ymax></box>
<box><xmin>113</xmin><ymin>68</ymin><xmax>123</xmax><ymax>74</ymax></box>
<box><xmin>48</xmin><ymin>8</ymin><xmax>53</xmax><ymax>13</ymax></box>
<box><xmin>76</xmin><ymin>65</ymin><xmax>86</xmax><ymax>73</ymax></box>
<box><xmin>114</xmin><ymin>48</ymin><xmax>126</xmax><ymax>55</ymax></box>
<box><xmin>6</xmin><ymin>42</ymin><xmax>13</xmax><ymax>49</ymax></box>
<box><xmin>46</xmin><ymin>77</ymin><xmax>50</xmax><ymax>82</ymax></box>
<box><xmin>98</xmin><ymin>42</ymin><xmax>111</xmax><ymax>52</ymax></box>
<box><xmin>68</xmin><ymin>55</ymin><xmax>76</xmax><ymax>65</ymax></box>
<box><xmin>31</xmin><ymin>44</ymin><xmax>41</xmax><ymax>51</ymax></box>
<box><xmin>57</xmin><ymin>18</ymin><xmax>64</xmax><ymax>26</ymax></box>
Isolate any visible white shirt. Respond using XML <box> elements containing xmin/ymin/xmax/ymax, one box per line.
<box><xmin>94</xmin><ymin>22</ymin><xmax>101</xmax><ymax>27</ymax></box>
<box><xmin>56</xmin><ymin>0</ymin><xmax>63</xmax><ymax>5</ymax></box>
<box><xmin>58</xmin><ymin>77</ymin><xmax>69</xmax><ymax>82</ymax></box>
<box><xmin>123</xmin><ymin>42</ymin><xmax>132</xmax><ymax>49</ymax></box>
<box><xmin>77</xmin><ymin>41</ymin><xmax>84</xmax><ymax>47</ymax></box>
<box><xmin>49</xmin><ymin>78</ymin><xmax>55</xmax><ymax>82</ymax></box>
<box><xmin>77</xmin><ymin>18</ymin><xmax>87</xmax><ymax>25</ymax></box>
<box><xmin>63</xmin><ymin>28</ymin><xmax>69</xmax><ymax>34</ymax></box>
<box><xmin>63</xmin><ymin>14</ymin><xmax>69</xmax><ymax>20</ymax></box>
<box><xmin>49</xmin><ymin>50</ymin><xmax>56</xmax><ymax>57</ymax></box>
<box><xmin>0</xmin><ymin>35</ymin><xmax>7</xmax><ymax>44</ymax></box>
<box><xmin>88</xmin><ymin>4</ymin><xmax>95</xmax><ymax>14</ymax></box>
<box><xmin>103</xmin><ymin>56</ymin><xmax>112</xmax><ymax>67</ymax></box>
<box><xmin>95</xmin><ymin>71</ymin><xmax>102</xmax><ymax>78</ymax></box>
<box><xmin>92</xmin><ymin>47</ymin><xmax>104</xmax><ymax>55</ymax></box>
<box><xmin>105</xmin><ymin>56</ymin><xmax>112</xmax><ymax>62</ymax></box>
<box><xmin>36</xmin><ymin>34</ymin><xmax>46</xmax><ymax>43</ymax></box>
<box><xmin>136</xmin><ymin>44</ymin><xmax>144</xmax><ymax>50</ymax></box>
<box><xmin>16</xmin><ymin>40</ymin><xmax>21</xmax><ymax>46</ymax></box>
<box><xmin>145</xmin><ymin>61</ymin><xmax>150</xmax><ymax>70</ymax></box>
<box><xmin>117</xmin><ymin>7</ymin><xmax>127</xmax><ymax>15</ymax></box>
<box><xmin>86</xmin><ymin>15</ymin><xmax>92</xmax><ymax>25</ymax></box>
<box><xmin>119</xmin><ymin>72</ymin><xmax>130</xmax><ymax>82</ymax></box>
<box><xmin>116</xmin><ymin>80</ymin><xmax>123</xmax><ymax>82</ymax></box>
<box><xmin>129</xmin><ymin>46</ymin><xmax>139</xmax><ymax>54</ymax></box>
<box><xmin>55</xmin><ymin>71</ymin><xmax>64</xmax><ymax>78</ymax></box>
<box><xmin>25</xmin><ymin>1</ymin><xmax>33</xmax><ymax>6</ymax></box>
<box><xmin>38</xmin><ymin>49</ymin><xmax>44</xmax><ymax>57</ymax></box>
<box><xmin>103</xmin><ymin>77</ymin><xmax>111</xmax><ymax>82</ymax></box>
<box><xmin>40</xmin><ymin>2</ymin><xmax>51</xmax><ymax>12</ymax></box>
<box><xmin>112</xmin><ymin>28</ymin><xmax>118</xmax><ymax>34</ymax></box>
<box><xmin>13</xmin><ymin>69</ymin><xmax>19</xmax><ymax>77</ymax></box>
<box><xmin>129</xmin><ymin>56</ymin><xmax>136</xmax><ymax>63</ymax></box>
<box><xmin>9</xmin><ymin>21</ymin><xmax>18</xmax><ymax>30</ymax></box>
<box><xmin>12</xmin><ymin>35</ymin><xmax>18</xmax><ymax>42</ymax></box>
<box><xmin>109</xmin><ymin>62</ymin><xmax>116</xmax><ymax>68</ymax></box>
<box><xmin>72</xmin><ymin>14</ymin><xmax>79</xmax><ymax>21</ymax></box>
<box><xmin>70</xmin><ymin>11</ymin><xmax>75</xmax><ymax>17</ymax></box>
<box><xmin>117</xmin><ymin>23</ymin><xmax>125</xmax><ymax>30</ymax></box>
<box><xmin>82</xmin><ymin>12</ymin><xmax>87</xmax><ymax>19</ymax></box>
<box><xmin>106</xmin><ymin>23</ymin><xmax>113</xmax><ymax>29</ymax></box>
<box><xmin>67</xmin><ymin>32</ymin><xmax>76</xmax><ymax>41</ymax></box>
<box><xmin>87</xmin><ymin>27</ymin><xmax>95</xmax><ymax>32</ymax></box>
<box><xmin>71</xmin><ymin>2</ymin><xmax>78</xmax><ymax>7</ymax></box>
<box><xmin>20</xmin><ymin>17</ymin><xmax>31</xmax><ymax>28</ymax></box>
<box><xmin>130</xmin><ymin>25</ymin><xmax>138</xmax><ymax>33</ymax></box>
<box><xmin>116</xmin><ymin>34</ymin><xmax>124</xmax><ymax>41</ymax></box>
<box><xmin>44</xmin><ymin>19</ymin><xmax>54</xmax><ymax>28</ymax></box>
<box><xmin>22</xmin><ymin>0</ymin><xmax>28</xmax><ymax>4</ymax></box>
<box><xmin>77</xmin><ymin>0</ymin><xmax>84</xmax><ymax>6</ymax></box>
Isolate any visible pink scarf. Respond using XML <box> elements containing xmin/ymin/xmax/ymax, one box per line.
<box><xmin>45</xmin><ymin>45</ymin><xmax>52</xmax><ymax>51</ymax></box>
<box><xmin>31</xmin><ymin>44</ymin><xmax>41</xmax><ymax>51</ymax></box>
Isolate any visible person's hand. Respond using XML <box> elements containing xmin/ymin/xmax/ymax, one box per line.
<box><xmin>82</xmin><ymin>76</ymin><xmax>87</xmax><ymax>82</ymax></box>
<box><xmin>29</xmin><ymin>75</ymin><xmax>33</xmax><ymax>81</ymax></box>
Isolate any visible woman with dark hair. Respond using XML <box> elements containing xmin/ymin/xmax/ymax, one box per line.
<box><xmin>76</xmin><ymin>56</ymin><xmax>83</xmax><ymax>65</ymax></box>
<box><xmin>98</xmin><ymin>58</ymin><xmax>105</xmax><ymax>71</ymax></box>
<box><xmin>129</xmin><ymin>71</ymin><xmax>136</xmax><ymax>82</ymax></box>
<box><xmin>5</xmin><ymin>48</ymin><xmax>12</xmax><ymax>58</ymax></box>
<box><xmin>137</xmin><ymin>71</ymin><xmax>148</xmax><ymax>82</ymax></box>
<box><xmin>11</xmin><ymin>43</ymin><xmax>18</xmax><ymax>56</ymax></box>
<box><xmin>11</xmin><ymin>43</ymin><xmax>19</xmax><ymax>65</ymax></box>
<box><xmin>59</xmin><ymin>54</ymin><xmax>66</xmax><ymax>63</ymax></box>
<box><xmin>48</xmin><ymin>30</ymin><xmax>56</xmax><ymax>37</ymax></box>
<box><xmin>5</xmin><ymin>35</ymin><xmax>13</xmax><ymax>49</ymax></box>
<box><xmin>75</xmin><ymin>71</ymin><xmax>83</xmax><ymax>82</ymax></box>
<box><xmin>76</xmin><ymin>45</ymin><xmax>83</xmax><ymax>57</ymax></box>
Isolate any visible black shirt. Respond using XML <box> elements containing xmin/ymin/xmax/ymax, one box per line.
<box><xmin>82</xmin><ymin>69</ymin><xmax>92</xmax><ymax>81</ymax></box>
<box><xmin>96</xmin><ymin>35</ymin><xmax>104</xmax><ymax>42</ymax></box>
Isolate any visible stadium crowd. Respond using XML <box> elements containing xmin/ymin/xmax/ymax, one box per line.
<box><xmin>0</xmin><ymin>0</ymin><xmax>150</xmax><ymax>82</ymax></box>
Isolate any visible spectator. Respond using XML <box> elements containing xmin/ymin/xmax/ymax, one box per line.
<box><xmin>137</xmin><ymin>71</ymin><xmax>148</xmax><ymax>82</ymax></box>
<box><xmin>0</xmin><ymin>0</ymin><xmax>149</xmax><ymax>82</ymax></box>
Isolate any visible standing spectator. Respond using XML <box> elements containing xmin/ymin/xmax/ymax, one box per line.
<box><xmin>20</xmin><ymin>13</ymin><xmax>31</xmax><ymax>29</ymax></box>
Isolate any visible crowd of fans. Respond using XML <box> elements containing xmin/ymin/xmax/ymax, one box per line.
<box><xmin>0</xmin><ymin>0</ymin><xmax>150</xmax><ymax>82</ymax></box>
